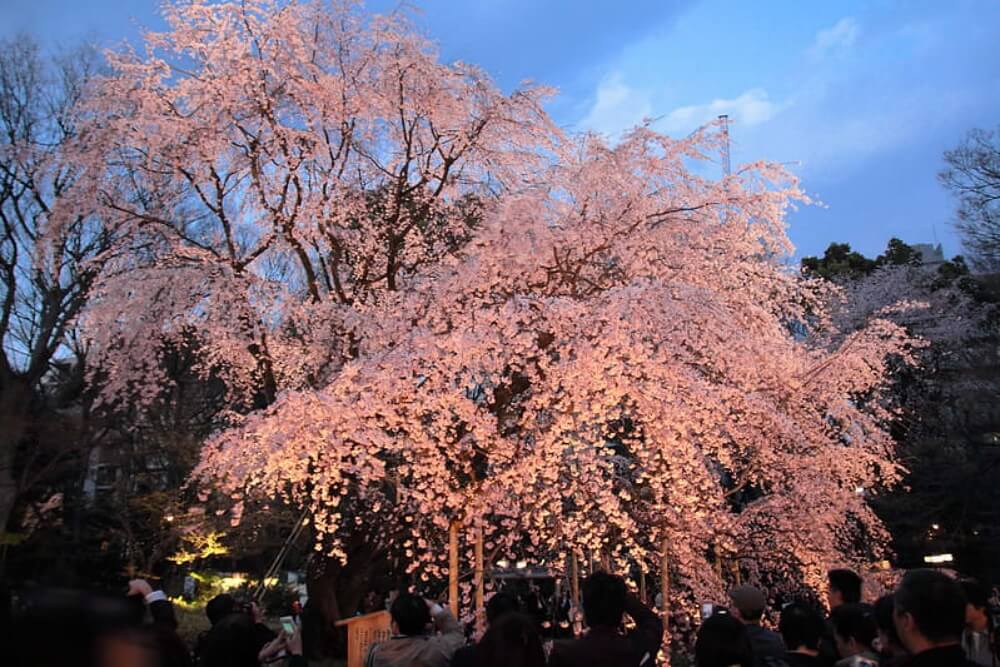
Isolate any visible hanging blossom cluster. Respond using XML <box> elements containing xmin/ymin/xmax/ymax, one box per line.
<box><xmin>78</xmin><ymin>0</ymin><xmax>919</xmax><ymax>610</ymax></box>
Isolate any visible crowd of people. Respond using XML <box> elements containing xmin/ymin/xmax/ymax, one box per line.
<box><xmin>5</xmin><ymin>566</ymin><xmax>998</xmax><ymax>667</ymax></box>
<box><xmin>5</xmin><ymin>579</ymin><xmax>305</xmax><ymax>667</ymax></box>
<box><xmin>364</xmin><ymin>568</ymin><xmax>998</xmax><ymax>667</ymax></box>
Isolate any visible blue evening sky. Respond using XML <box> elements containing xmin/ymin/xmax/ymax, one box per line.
<box><xmin>4</xmin><ymin>0</ymin><xmax>998</xmax><ymax>260</ymax></box>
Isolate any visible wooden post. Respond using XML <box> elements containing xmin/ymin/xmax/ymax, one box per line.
<box><xmin>474</xmin><ymin>525</ymin><xmax>485</xmax><ymax>635</ymax></box>
<box><xmin>449</xmin><ymin>519</ymin><xmax>460</xmax><ymax>618</ymax></box>
<box><xmin>569</xmin><ymin>551</ymin><xmax>582</xmax><ymax>637</ymax></box>
<box><xmin>639</xmin><ymin>565</ymin><xmax>647</xmax><ymax>605</ymax></box>
<box><xmin>660</xmin><ymin>536</ymin><xmax>671</xmax><ymax>666</ymax></box>
<box><xmin>569</xmin><ymin>552</ymin><xmax>580</xmax><ymax>609</ymax></box>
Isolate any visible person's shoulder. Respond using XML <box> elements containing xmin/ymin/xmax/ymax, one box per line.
<box><xmin>835</xmin><ymin>654</ymin><xmax>879</xmax><ymax>667</ymax></box>
<box><xmin>364</xmin><ymin>639</ymin><xmax>386</xmax><ymax>667</ymax></box>
<box><xmin>549</xmin><ymin>637</ymin><xmax>583</xmax><ymax>656</ymax></box>
<box><xmin>551</xmin><ymin>636</ymin><xmax>584</xmax><ymax>648</ymax></box>
<box><xmin>449</xmin><ymin>644</ymin><xmax>476</xmax><ymax>667</ymax></box>
<box><xmin>548</xmin><ymin>638</ymin><xmax>581</xmax><ymax>666</ymax></box>
<box><xmin>762</xmin><ymin>626</ymin><xmax>788</xmax><ymax>646</ymax></box>
<box><xmin>749</xmin><ymin>623</ymin><xmax>782</xmax><ymax>637</ymax></box>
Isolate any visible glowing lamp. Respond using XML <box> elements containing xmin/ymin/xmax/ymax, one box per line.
<box><xmin>923</xmin><ymin>553</ymin><xmax>953</xmax><ymax>564</ymax></box>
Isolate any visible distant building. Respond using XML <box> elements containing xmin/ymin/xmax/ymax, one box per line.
<box><xmin>82</xmin><ymin>440</ymin><xmax>172</xmax><ymax>506</ymax></box>
<box><xmin>912</xmin><ymin>243</ymin><xmax>945</xmax><ymax>268</ymax></box>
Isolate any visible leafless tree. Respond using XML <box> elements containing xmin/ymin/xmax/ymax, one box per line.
<box><xmin>940</xmin><ymin>126</ymin><xmax>1000</xmax><ymax>272</ymax></box>
<box><xmin>0</xmin><ymin>34</ymin><xmax>117</xmax><ymax>535</ymax></box>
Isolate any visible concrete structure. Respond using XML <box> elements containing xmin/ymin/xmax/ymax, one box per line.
<box><xmin>912</xmin><ymin>243</ymin><xmax>945</xmax><ymax>267</ymax></box>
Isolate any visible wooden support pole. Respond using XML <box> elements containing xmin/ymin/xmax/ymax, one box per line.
<box><xmin>660</xmin><ymin>536</ymin><xmax>671</xmax><ymax>666</ymax></box>
<box><xmin>474</xmin><ymin>526</ymin><xmax>485</xmax><ymax>635</ymax></box>
<box><xmin>639</xmin><ymin>565</ymin><xmax>647</xmax><ymax>605</ymax></box>
<box><xmin>569</xmin><ymin>551</ymin><xmax>582</xmax><ymax>637</ymax></box>
<box><xmin>449</xmin><ymin>519</ymin><xmax>460</xmax><ymax>618</ymax></box>
<box><xmin>569</xmin><ymin>552</ymin><xmax>580</xmax><ymax>609</ymax></box>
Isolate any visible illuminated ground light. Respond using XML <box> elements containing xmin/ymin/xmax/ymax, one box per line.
<box><xmin>923</xmin><ymin>553</ymin><xmax>954</xmax><ymax>564</ymax></box>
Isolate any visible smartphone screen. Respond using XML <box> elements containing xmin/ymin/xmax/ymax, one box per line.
<box><xmin>280</xmin><ymin>616</ymin><xmax>296</xmax><ymax>634</ymax></box>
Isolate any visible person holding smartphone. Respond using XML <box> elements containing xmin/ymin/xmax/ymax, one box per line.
<box><xmin>198</xmin><ymin>595</ymin><xmax>279</xmax><ymax>667</ymax></box>
<box><xmin>364</xmin><ymin>593</ymin><xmax>464</xmax><ymax>667</ymax></box>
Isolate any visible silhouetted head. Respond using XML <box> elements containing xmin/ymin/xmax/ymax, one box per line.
<box><xmin>893</xmin><ymin>570</ymin><xmax>966</xmax><ymax>654</ymax></box>
<box><xmin>831</xmin><ymin>603</ymin><xmax>877</xmax><ymax>658</ymax></box>
<box><xmin>206</xmin><ymin>594</ymin><xmax>237</xmax><ymax>626</ymax></box>
<box><xmin>11</xmin><ymin>588</ymin><xmax>156</xmax><ymax>667</ymax></box>
<box><xmin>874</xmin><ymin>594</ymin><xmax>906</xmax><ymax>657</ymax></box>
<box><xmin>696</xmin><ymin>612</ymin><xmax>754</xmax><ymax>667</ymax></box>
<box><xmin>390</xmin><ymin>592</ymin><xmax>431</xmax><ymax>636</ymax></box>
<box><xmin>486</xmin><ymin>591</ymin><xmax>520</xmax><ymax>626</ymax></box>
<box><xmin>730</xmin><ymin>585</ymin><xmax>767</xmax><ymax>623</ymax></box>
<box><xmin>828</xmin><ymin>569</ymin><xmax>863</xmax><ymax>608</ymax></box>
<box><xmin>959</xmin><ymin>579</ymin><xmax>991</xmax><ymax>632</ymax></box>
<box><xmin>582</xmin><ymin>573</ymin><xmax>626</xmax><ymax>629</ymax></box>
<box><xmin>475</xmin><ymin>613</ymin><xmax>546</xmax><ymax>667</ymax></box>
<box><xmin>779</xmin><ymin>602</ymin><xmax>826</xmax><ymax>653</ymax></box>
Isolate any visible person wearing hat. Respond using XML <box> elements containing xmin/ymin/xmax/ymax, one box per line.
<box><xmin>730</xmin><ymin>585</ymin><xmax>788</xmax><ymax>667</ymax></box>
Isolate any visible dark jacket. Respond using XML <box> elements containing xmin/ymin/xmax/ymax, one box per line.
<box><xmin>148</xmin><ymin>596</ymin><xmax>193</xmax><ymax>667</ymax></box>
<box><xmin>906</xmin><ymin>645</ymin><xmax>980</xmax><ymax>667</ymax></box>
<box><xmin>746</xmin><ymin>623</ymin><xmax>788</xmax><ymax>667</ymax></box>
<box><xmin>819</xmin><ymin>619</ymin><xmax>839</xmax><ymax>667</ymax></box>
<box><xmin>786</xmin><ymin>652</ymin><xmax>826</xmax><ymax>667</ymax></box>
<box><xmin>197</xmin><ymin>613</ymin><xmax>277</xmax><ymax>667</ymax></box>
<box><xmin>451</xmin><ymin>644</ymin><xmax>475</xmax><ymax>667</ymax></box>
<box><xmin>548</xmin><ymin>594</ymin><xmax>663</xmax><ymax>667</ymax></box>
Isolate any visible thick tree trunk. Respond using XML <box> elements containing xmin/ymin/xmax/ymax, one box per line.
<box><xmin>0</xmin><ymin>379</ymin><xmax>32</xmax><ymax>537</ymax></box>
<box><xmin>305</xmin><ymin>548</ymin><xmax>380</xmax><ymax>658</ymax></box>
<box><xmin>306</xmin><ymin>556</ymin><xmax>347</xmax><ymax>658</ymax></box>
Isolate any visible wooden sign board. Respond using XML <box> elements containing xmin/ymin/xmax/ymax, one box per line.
<box><xmin>335</xmin><ymin>610</ymin><xmax>392</xmax><ymax>667</ymax></box>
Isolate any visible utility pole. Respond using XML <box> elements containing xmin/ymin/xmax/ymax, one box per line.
<box><xmin>718</xmin><ymin>114</ymin><xmax>732</xmax><ymax>177</ymax></box>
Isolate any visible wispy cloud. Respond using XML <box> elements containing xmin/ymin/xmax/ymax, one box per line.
<box><xmin>807</xmin><ymin>17</ymin><xmax>859</xmax><ymax>60</ymax></box>
<box><xmin>658</xmin><ymin>88</ymin><xmax>780</xmax><ymax>134</ymax></box>
<box><xmin>578</xmin><ymin>72</ymin><xmax>652</xmax><ymax>137</ymax></box>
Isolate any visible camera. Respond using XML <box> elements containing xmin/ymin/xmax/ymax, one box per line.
<box><xmin>701</xmin><ymin>603</ymin><xmax>730</xmax><ymax>620</ymax></box>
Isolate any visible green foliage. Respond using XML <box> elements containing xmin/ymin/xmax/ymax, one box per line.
<box><xmin>877</xmin><ymin>238</ymin><xmax>923</xmax><ymax>266</ymax></box>
<box><xmin>802</xmin><ymin>238</ymin><xmax>975</xmax><ymax>293</ymax></box>
<box><xmin>183</xmin><ymin>570</ymin><xmax>300</xmax><ymax>617</ymax></box>
<box><xmin>801</xmin><ymin>242</ymin><xmax>876</xmax><ymax>279</ymax></box>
